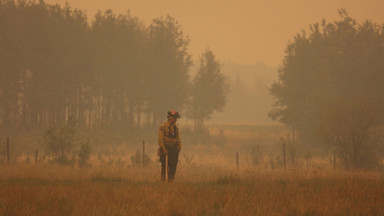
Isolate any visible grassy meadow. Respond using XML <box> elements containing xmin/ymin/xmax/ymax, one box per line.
<box><xmin>0</xmin><ymin>124</ymin><xmax>383</xmax><ymax>215</ymax></box>
<box><xmin>0</xmin><ymin>165</ymin><xmax>383</xmax><ymax>216</ymax></box>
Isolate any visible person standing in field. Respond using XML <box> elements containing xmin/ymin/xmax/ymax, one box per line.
<box><xmin>158</xmin><ymin>111</ymin><xmax>182</xmax><ymax>182</ymax></box>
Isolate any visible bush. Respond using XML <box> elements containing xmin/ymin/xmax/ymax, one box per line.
<box><xmin>131</xmin><ymin>150</ymin><xmax>153</xmax><ymax>167</ymax></box>
<box><xmin>42</xmin><ymin>122</ymin><xmax>76</xmax><ymax>165</ymax></box>
<box><xmin>78</xmin><ymin>141</ymin><xmax>92</xmax><ymax>167</ymax></box>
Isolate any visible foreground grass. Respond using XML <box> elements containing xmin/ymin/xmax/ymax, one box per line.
<box><xmin>0</xmin><ymin>165</ymin><xmax>383</xmax><ymax>216</ymax></box>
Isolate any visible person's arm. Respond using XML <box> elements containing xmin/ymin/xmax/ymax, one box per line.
<box><xmin>158</xmin><ymin>125</ymin><xmax>168</xmax><ymax>154</ymax></box>
<box><xmin>176</xmin><ymin>128</ymin><xmax>182</xmax><ymax>153</ymax></box>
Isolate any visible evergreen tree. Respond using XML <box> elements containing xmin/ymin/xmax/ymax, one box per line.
<box><xmin>188</xmin><ymin>49</ymin><xmax>229</xmax><ymax>130</ymax></box>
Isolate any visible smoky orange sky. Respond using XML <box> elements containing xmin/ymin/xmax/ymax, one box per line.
<box><xmin>46</xmin><ymin>0</ymin><xmax>384</xmax><ymax>67</ymax></box>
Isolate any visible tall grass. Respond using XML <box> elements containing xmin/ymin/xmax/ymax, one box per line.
<box><xmin>0</xmin><ymin>163</ymin><xmax>383</xmax><ymax>216</ymax></box>
<box><xmin>1</xmin><ymin>124</ymin><xmax>383</xmax><ymax>215</ymax></box>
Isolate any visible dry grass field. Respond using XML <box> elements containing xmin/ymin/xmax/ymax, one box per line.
<box><xmin>1</xmin><ymin>124</ymin><xmax>383</xmax><ymax>215</ymax></box>
<box><xmin>0</xmin><ymin>163</ymin><xmax>383</xmax><ymax>216</ymax></box>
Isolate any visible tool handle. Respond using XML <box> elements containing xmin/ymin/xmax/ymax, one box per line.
<box><xmin>165</xmin><ymin>154</ymin><xmax>168</xmax><ymax>181</ymax></box>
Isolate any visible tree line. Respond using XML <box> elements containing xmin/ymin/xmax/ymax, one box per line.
<box><xmin>0</xmin><ymin>0</ymin><xmax>228</xmax><ymax>133</ymax></box>
<box><xmin>270</xmin><ymin>10</ymin><xmax>384</xmax><ymax>169</ymax></box>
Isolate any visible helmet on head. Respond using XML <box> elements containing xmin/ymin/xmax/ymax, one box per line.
<box><xmin>167</xmin><ymin>110</ymin><xmax>181</xmax><ymax>118</ymax></box>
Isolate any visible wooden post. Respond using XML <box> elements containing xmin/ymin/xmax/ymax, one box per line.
<box><xmin>292</xmin><ymin>125</ymin><xmax>295</xmax><ymax>146</ymax></box>
<box><xmin>6</xmin><ymin>137</ymin><xmax>9</xmax><ymax>166</ymax></box>
<box><xmin>142</xmin><ymin>140</ymin><xmax>145</xmax><ymax>167</ymax></box>
<box><xmin>165</xmin><ymin>154</ymin><xmax>168</xmax><ymax>181</ymax></box>
<box><xmin>35</xmin><ymin>149</ymin><xmax>38</xmax><ymax>164</ymax></box>
<box><xmin>283</xmin><ymin>140</ymin><xmax>286</xmax><ymax>170</ymax></box>
<box><xmin>333</xmin><ymin>154</ymin><xmax>336</xmax><ymax>169</ymax></box>
<box><xmin>236</xmin><ymin>152</ymin><xmax>239</xmax><ymax>170</ymax></box>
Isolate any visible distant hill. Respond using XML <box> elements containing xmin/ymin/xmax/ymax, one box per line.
<box><xmin>209</xmin><ymin>62</ymin><xmax>278</xmax><ymax>125</ymax></box>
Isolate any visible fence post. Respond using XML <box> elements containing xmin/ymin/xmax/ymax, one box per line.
<box><xmin>283</xmin><ymin>140</ymin><xmax>286</xmax><ymax>170</ymax></box>
<box><xmin>236</xmin><ymin>152</ymin><xmax>239</xmax><ymax>170</ymax></box>
<box><xmin>333</xmin><ymin>154</ymin><xmax>336</xmax><ymax>169</ymax></box>
<box><xmin>6</xmin><ymin>137</ymin><xmax>9</xmax><ymax>166</ymax></box>
<box><xmin>142</xmin><ymin>140</ymin><xmax>145</xmax><ymax>167</ymax></box>
<box><xmin>35</xmin><ymin>149</ymin><xmax>38</xmax><ymax>164</ymax></box>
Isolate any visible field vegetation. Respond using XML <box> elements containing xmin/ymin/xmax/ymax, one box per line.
<box><xmin>0</xmin><ymin>163</ymin><xmax>383</xmax><ymax>215</ymax></box>
<box><xmin>0</xmin><ymin>124</ymin><xmax>383</xmax><ymax>216</ymax></box>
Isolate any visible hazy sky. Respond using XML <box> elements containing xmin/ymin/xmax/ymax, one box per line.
<box><xmin>46</xmin><ymin>0</ymin><xmax>384</xmax><ymax>67</ymax></box>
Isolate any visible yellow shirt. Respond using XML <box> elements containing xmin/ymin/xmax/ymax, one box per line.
<box><xmin>158</xmin><ymin>120</ymin><xmax>182</xmax><ymax>150</ymax></box>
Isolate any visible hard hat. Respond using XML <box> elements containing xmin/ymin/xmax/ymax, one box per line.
<box><xmin>167</xmin><ymin>111</ymin><xmax>181</xmax><ymax>118</ymax></box>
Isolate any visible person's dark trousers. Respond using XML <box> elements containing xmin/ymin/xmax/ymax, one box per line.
<box><xmin>160</xmin><ymin>146</ymin><xmax>179</xmax><ymax>182</ymax></box>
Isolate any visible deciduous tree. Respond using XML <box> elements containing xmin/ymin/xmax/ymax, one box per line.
<box><xmin>269</xmin><ymin>10</ymin><xmax>384</xmax><ymax>168</ymax></box>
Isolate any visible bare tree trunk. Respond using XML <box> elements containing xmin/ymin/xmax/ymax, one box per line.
<box><xmin>127</xmin><ymin>102</ymin><xmax>134</xmax><ymax>129</ymax></box>
<box><xmin>137</xmin><ymin>105</ymin><xmax>141</xmax><ymax>128</ymax></box>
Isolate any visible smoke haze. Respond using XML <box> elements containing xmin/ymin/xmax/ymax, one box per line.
<box><xmin>45</xmin><ymin>0</ymin><xmax>384</xmax><ymax>67</ymax></box>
